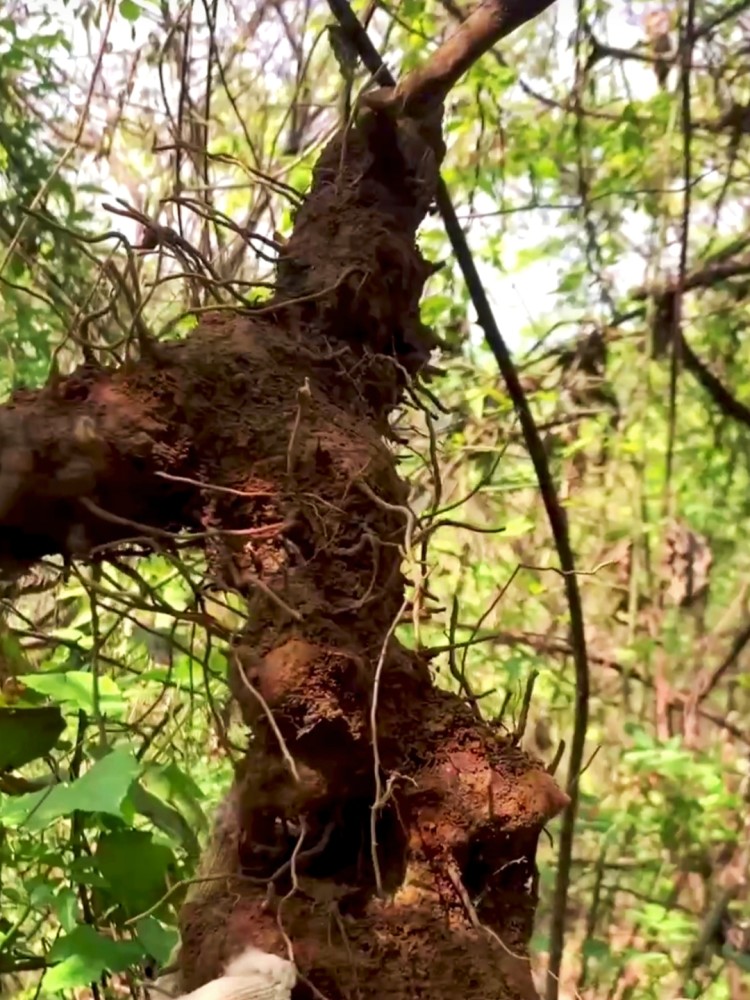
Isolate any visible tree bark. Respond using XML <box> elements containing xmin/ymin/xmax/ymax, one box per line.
<box><xmin>0</xmin><ymin>44</ymin><xmax>566</xmax><ymax>1000</ymax></box>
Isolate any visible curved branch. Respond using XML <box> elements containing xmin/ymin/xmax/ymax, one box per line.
<box><xmin>357</xmin><ymin>0</ymin><xmax>557</xmax><ymax>117</ymax></box>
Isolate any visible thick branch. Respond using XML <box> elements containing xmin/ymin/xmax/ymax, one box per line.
<box><xmin>359</xmin><ymin>0</ymin><xmax>556</xmax><ymax>117</ymax></box>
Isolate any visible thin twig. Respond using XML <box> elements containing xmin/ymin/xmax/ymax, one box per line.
<box><xmin>513</xmin><ymin>669</ymin><xmax>539</xmax><ymax>745</ymax></box>
<box><xmin>369</xmin><ymin>597</ymin><xmax>409</xmax><ymax>896</ymax></box>
<box><xmin>233</xmin><ymin>653</ymin><xmax>300</xmax><ymax>784</ymax></box>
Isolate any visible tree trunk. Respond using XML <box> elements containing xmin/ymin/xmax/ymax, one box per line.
<box><xmin>0</xmin><ymin>67</ymin><xmax>566</xmax><ymax>1000</ymax></box>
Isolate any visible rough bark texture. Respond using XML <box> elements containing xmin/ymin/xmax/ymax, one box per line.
<box><xmin>0</xmin><ymin>108</ymin><xmax>567</xmax><ymax>998</ymax></box>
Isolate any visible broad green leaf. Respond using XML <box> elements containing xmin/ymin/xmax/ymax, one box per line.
<box><xmin>532</xmin><ymin>157</ymin><xmax>559</xmax><ymax>181</ymax></box>
<box><xmin>127</xmin><ymin>782</ymin><xmax>199</xmax><ymax>853</ymax></box>
<box><xmin>53</xmin><ymin>887</ymin><xmax>79</xmax><ymax>933</ymax></box>
<box><xmin>45</xmin><ymin>925</ymin><xmax>144</xmax><ymax>991</ymax></box>
<box><xmin>20</xmin><ymin>670</ymin><xmax>124</xmax><ymax>715</ymax></box>
<box><xmin>582</xmin><ymin>938</ymin><xmax>610</xmax><ymax>959</ymax></box>
<box><xmin>141</xmin><ymin>762</ymin><xmax>208</xmax><ymax>834</ymax></box>
<box><xmin>421</xmin><ymin>294</ymin><xmax>455</xmax><ymax>326</ymax></box>
<box><xmin>119</xmin><ymin>0</ymin><xmax>142</xmax><ymax>21</ymax></box>
<box><xmin>724</xmin><ymin>944</ymin><xmax>750</xmax><ymax>972</ymax></box>
<box><xmin>95</xmin><ymin>830</ymin><xmax>174</xmax><ymax>917</ymax></box>
<box><xmin>136</xmin><ymin>917</ymin><xmax>179</xmax><ymax>965</ymax></box>
<box><xmin>0</xmin><ymin>705</ymin><xmax>64</xmax><ymax>771</ymax></box>
<box><xmin>0</xmin><ymin>748</ymin><xmax>140</xmax><ymax>830</ymax></box>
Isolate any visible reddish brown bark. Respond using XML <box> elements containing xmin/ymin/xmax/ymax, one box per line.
<box><xmin>0</xmin><ymin>102</ymin><xmax>566</xmax><ymax>999</ymax></box>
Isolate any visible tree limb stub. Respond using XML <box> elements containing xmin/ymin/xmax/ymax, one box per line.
<box><xmin>360</xmin><ymin>0</ymin><xmax>557</xmax><ymax>118</ymax></box>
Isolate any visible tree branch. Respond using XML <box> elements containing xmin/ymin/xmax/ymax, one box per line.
<box><xmin>360</xmin><ymin>0</ymin><xmax>556</xmax><ymax>117</ymax></box>
<box><xmin>694</xmin><ymin>0</ymin><xmax>750</xmax><ymax>39</ymax></box>
<box><xmin>696</xmin><ymin>618</ymin><xmax>750</xmax><ymax>704</ymax></box>
<box><xmin>681</xmin><ymin>336</ymin><xmax>750</xmax><ymax>430</ymax></box>
<box><xmin>631</xmin><ymin>255</ymin><xmax>750</xmax><ymax>299</ymax></box>
<box><xmin>629</xmin><ymin>258</ymin><xmax>750</xmax><ymax>429</ymax></box>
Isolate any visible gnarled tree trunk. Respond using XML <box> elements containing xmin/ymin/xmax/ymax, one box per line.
<box><xmin>0</xmin><ymin>4</ymin><xmax>565</xmax><ymax>998</ymax></box>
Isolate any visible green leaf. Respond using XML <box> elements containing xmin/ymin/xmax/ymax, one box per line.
<box><xmin>119</xmin><ymin>0</ymin><xmax>142</xmax><ymax>20</ymax></box>
<box><xmin>136</xmin><ymin>917</ymin><xmax>179</xmax><ymax>965</ymax></box>
<box><xmin>0</xmin><ymin>748</ymin><xmax>140</xmax><ymax>830</ymax></box>
<box><xmin>53</xmin><ymin>888</ymin><xmax>79</xmax><ymax>933</ymax></box>
<box><xmin>45</xmin><ymin>925</ymin><xmax>144</xmax><ymax>991</ymax></box>
<box><xmin>502</xmin><ymin>516</ymin><xmax>535</xmax><ymax>538</ymax></box>
<box><xmin>20</xmin><ymin>670</ymin><xmax>124</xmax><ymax>715</ymax></box>
<box><xmin>557</xmin><ymin>267</ymin><xmax>585</xmax><ymax>294</ymax></box>
<box><xmin>532</xmin><ymin>156</ymin><xmax>559</xmax><ymax>181</ymax></box>
<box><xmin>0</xmin><ymin>705</ymin><xmax>65</xmax><ymax>771</ymax></box>
<box><xmin>141</xmin><ymin>762</ymin><xmax>208</xmax><ymax>834</ymax></box>
<box><xmin>420</xmin><ymin>293</ymin><xmax>454</xmax><ymax>326</ymax></box>
<box><xmin>582</xmin><ymin>938</ymin><xmax>610</xmax><ymax>959</ymax></box>
<box><xmin>127</xmin><ymin>782</ymin><xmax>201</xmax><ymax>857</ymax></box>
<box><xmin>724</xmin><ymin>944</ymin><xmax>750</xmax><ymax>972</ymax></box>
<box><xmin>95</xmin><ymin>830</ymin><xmax>174</xmax><ymax>917</ymax></box>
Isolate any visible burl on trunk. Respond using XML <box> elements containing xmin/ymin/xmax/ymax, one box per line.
<box><xmin>0</xmin><ymin>3</ymin><xmax>565</xmax><ymax>998</ymax></box>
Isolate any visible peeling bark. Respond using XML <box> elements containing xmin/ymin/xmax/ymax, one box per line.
<box><xmin>0</xmin><ymin>50</ymin><xmax>566</xmax><ymax>1000</ymax></box>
